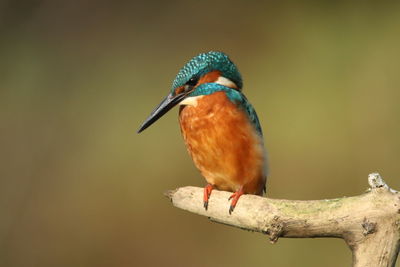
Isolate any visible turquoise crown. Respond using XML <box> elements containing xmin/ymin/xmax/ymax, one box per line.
<box><xmin>171</xmin><ymin>51</ymin><xmax>243</xmax><ymax>92</ymax></box>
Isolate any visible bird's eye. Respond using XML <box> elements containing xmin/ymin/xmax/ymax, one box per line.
<box><xmin>186</xmin><ymin>77</ymin><xmax>198</xmax><ymax>86</ymax></box>
<box><xmin>182</xmin><ymin>77</ymin><xmax>198</xmax><ymax>92</ymax></box>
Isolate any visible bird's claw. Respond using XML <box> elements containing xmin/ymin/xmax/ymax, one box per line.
<box><xmin>228</xmin><ymin>187</ymin><xmax>244</xmax><ymax>215</ymax></box>
<box><xmin>203</xmin><ymin>184</ymin><xmax>213</xmax><ymax>211</ymax></box>
<box><xmin>203</xmin><ymin>200</ymin><xmax>209</xmax><ymax>210</ymax></box>
<box><xmin>229</xmin><ymin>205</ymin><xmax>234</xmax><ymax>214</ymax></box>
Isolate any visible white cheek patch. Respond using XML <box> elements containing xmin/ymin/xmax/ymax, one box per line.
<box><xmin>179</xmin><ymin>95</ymin><xmax>204</xmax><ymax>106</ymax></box>
<box><xmin>215</xmin><ymin>76</ymin><xmax>238</xmax><ymax>89</ymax></box>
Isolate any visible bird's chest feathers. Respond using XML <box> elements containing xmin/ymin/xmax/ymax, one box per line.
<box><xmin>178</xmin><ymin>91</ymin><xmax>264</xmax><ymax>190</ymax></box>
<box><xmin>179</xmin><ymin>92</ymin><xmax>245</xmax><ymax>142</ymax></box>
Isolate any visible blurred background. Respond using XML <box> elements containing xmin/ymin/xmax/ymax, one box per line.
<box><xmin>1</xmin><ymin>1</ymin><xmax>399</xmax><ymax>266</ymax></box>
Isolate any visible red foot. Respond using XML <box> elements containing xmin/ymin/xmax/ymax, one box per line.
<box><xmin>203</xmin><ymin>184</ymin><xmax>214</xmax><ymax>210</ymax></box>
<box><xmin>228</xmin><ymin>187</ymin><xmax>244</xmax><ymax>214</ymax></box>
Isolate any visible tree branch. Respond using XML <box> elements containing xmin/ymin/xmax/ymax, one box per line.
<box><xmin>165</xmin><ymin>173</ymin><xmax>400</xmax><ymax>267</ymax></box>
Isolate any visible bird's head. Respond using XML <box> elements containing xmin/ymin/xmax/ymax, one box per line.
<box><xmin>137</xmin><ymin>51</ymin><xmax>242</xmax><ymax>133</ymax></box>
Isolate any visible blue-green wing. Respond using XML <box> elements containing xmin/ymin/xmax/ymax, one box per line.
<box><xmin>239</xmin><ymin>94</ymin><xmax>263</xmax><ymax>137</ymax></box>
<box><xmin>224</xmin><ymin>89</ymin><xmax>263</xmax><ymax>136</ymax></box>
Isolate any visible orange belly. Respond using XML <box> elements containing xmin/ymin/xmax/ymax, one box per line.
<box><xmin>179</xmin><ymin>91</ymin><xmax>266</xmax><ymax>195</ymax></box>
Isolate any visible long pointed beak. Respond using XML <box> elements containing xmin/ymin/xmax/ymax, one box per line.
<box><xmin>137</xmin><ymin>92</ymin><xmax>186</xmax><ymax>133</ymax></box>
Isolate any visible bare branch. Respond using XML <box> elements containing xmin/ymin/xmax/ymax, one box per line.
<box><xmin>166</xmin><ymin>173</ymin><xmax>400</xmax><ymax>267</ymax></box>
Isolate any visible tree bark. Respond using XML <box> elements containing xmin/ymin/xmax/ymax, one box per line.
<box><xmin>165</xmin><ymin>173</ymin><xmax>400</xmax><ymax>267</ymax></box>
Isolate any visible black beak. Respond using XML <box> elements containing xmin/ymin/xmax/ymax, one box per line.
<box><xmin>137</xmin><ymin>92</ymin><xmax>186</xmax><ymax>133</ymax></box>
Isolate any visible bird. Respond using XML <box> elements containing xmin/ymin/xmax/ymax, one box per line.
<box><xmin>137</xmin><ymin>51</ymin><xmax>267</xmax><ymax>214</ymax></box>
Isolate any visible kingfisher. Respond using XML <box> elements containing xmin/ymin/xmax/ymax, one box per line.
<box><xmin>138</xmin><ymin>51</ymin><xmax>267</xmax><ymax>214</ymax></box>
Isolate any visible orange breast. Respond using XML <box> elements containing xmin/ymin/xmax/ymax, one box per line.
<box><xmin>179</xmin><ymin>91</ymin><xmax>266</xmax><ymax>195</ymax></box>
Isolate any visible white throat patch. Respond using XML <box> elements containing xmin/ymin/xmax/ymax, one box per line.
<box><xmin>215</xmin><ymin>76</ymin><xmax>237</xmax><ymax>89</ymax></box>
<box><xmin>179</xmin><ymin>95</ymin><xmax>204</xmax><ymax>107</ymax></box>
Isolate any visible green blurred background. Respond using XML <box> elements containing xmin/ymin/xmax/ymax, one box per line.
<box><xmin>1</xmin><ymin>1</ymin><xmax>399</xmax><ymax>266</ymax></box>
